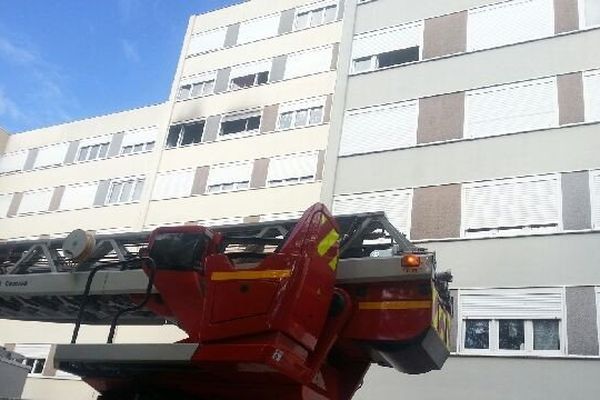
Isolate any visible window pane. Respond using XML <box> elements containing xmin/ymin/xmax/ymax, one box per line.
<box><xmin>310</xmin><ymin>9</ymin><xmax>324</xmax><ymax>27</ymax></box>
<box><xmin>190</xmin><ymin>83</ymin><xmax>204</xmax><ymax>97</ymax></box>
<box><xmin>77</xmin><ymin>147</ymin><xmax>89</xmax><ymax>162</ymax></box>
<box><xmin>145</xmin><ymin>142</ymin><xmax>155</xmax><ymax>151</ymax></box>
<box><xmin>33</xmin><ymin>359</ymin><xmax>45</xmax><ymax>374</ymax></box>
<box><xmin>295</xmin><ymin>109</ymin><xmax>309</xmax><ymax>127</ymax></box>
<box><xmin>133</xmin><ymin>144</ymin><xmax>144</xmax><ymax>153</ymax></box>
<box><xmin>586</xmin><ymin>0</ymin><xmax>600</xmax><ymax>26</ymax></box>
<box><xmin>464</xmin><ymin>320</ymin><xmax>489</xmax><ymax>349</ymax></box>
<box><xmin>309</xmin><ymin>107</ymin><xmax>324</xmax><ymax>125</ymax></box>
<box><xmin>88</xmin><ymin>145</ymin><xmax>100</xmax><ymax>160</ymax></box>
<box><xmin>221</xmin><ymin>119</ymin><xmax>247</xmax><ymax>135</ymax></box>
<box><xmin>98</xmin><ymin>143</ymin><xmax>110</xmax><ymax>158</ymax></box>
<box><xmin>323</xmin><ymin>6</ymin><xmax>337</xmax><ymax>23</ymax></box>
<box><xmin>119</xmin><ymin>181</ymin><xmax>134</xmax><ymax>203</ymax></box>
<box><xmin>167</xmin><ymin>125</ymin><xmax>182</xmax><ymax>148</ymax></box>
<box><xmin>353</xmin><ymin>57</ymin><xmax>373</xmax><ymax>73</ymax></box>
<box><xmin>181</xmin><ymin>121</ymin><xmax>205</xmax><ymax>145</ymax></box>
<box><xmin>122</xmin><ymin>146</ymin><xmax>133</xmax><ymax>155</ymax></box>
<box><xmin>256</xmin><ymin>71</ymin><xmax>269</xmax><ymax>85</ymax></box>
<box><xmin>377</xmin><ymin>46</ymin><xmax>420</xmax><ymax>69</ymax></box>
<box><xmin>246</xmin><ymin>116</ymin><xmax>261</xmax><ymax>131</ymax></box>
<box><xmin>278</xmin><ymin>112</ymin><xmax>293</xmax><ymax>129</ymax></box>
<box><xmin>108</xmin><ymin>183</ymin><xmax>122</xmax><ymax>204</ymax></box>
<box><xmin>499</xmin><ymin>320</ymin><xmax>525</xmax><ymax>350</ymax></box>
<box><xmin>202</xmin><ymin>80</ymin><xmax>215</xmax><ymax>95</ymax></box>
<box><xmin>533</xmin><ymin>320</ymin><xmax>560</xmax><ymax>350</ymax></box>
<box><xmin>132</xmin><ymin>179</ymin><xmax>144</xmax><ymax>201</ymax></box>
<box><xmin>295</xmin><ymin>12</ymin><xmax>310</xmax><ymax>29</ymax></box>
<box><xmin>231</xmin><ymin>74</ymin><xmax>255</xmax><ymax>89</ymax></box>
<box><xmin>178</xmin><ymin>85</ymin><xmax>191</xmax><ymax>100</ymax></box>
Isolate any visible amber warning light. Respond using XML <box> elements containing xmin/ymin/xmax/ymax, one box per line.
<box><xmin>401</xmin><ymin>254</ymin><xmax>421</xmax><ymax>268</ymax></box>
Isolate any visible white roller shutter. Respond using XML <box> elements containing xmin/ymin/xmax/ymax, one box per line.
<box><xmin>592</xmin><ymin>171</ymin><xmax>600</xmax><ymax>229</ymax></box>
<box><xmin>467</xmin><ymin>0</ymin><xmax>555</xmax><ymax>51</ymax></box>
<box><xmin>267</xmin><ymin>152</ymin><xmax>318</xmax><ymax>183</ymax></box>
<box><xmin>152</xmin><ymin>169</ymin><xmax>195</xmax><ymax>200</ymax></box>
<box><xmin>352</xmin><ymin>21</ymin><xmax>423</xmax><ymax>59</ymax></box>
<box><xmin>199</xmin><ymin>216</ymin><xmax>244</xmax><ymax>227</ymax></box>
<box><xmin>230</xmin><ymin>59</ymin><xmax>273</xmax><ymax>79</ymax></box>
<box><xmin>260</xmin><ymin>211</ymin><xmax>304</xmax><ymax>222</ymax></box>
<box><xmin>583</xmin><ymin>0</ymin><xmax>600</xmax><ymax>27</ymax></box>
<box><xmin>188</xmin><ymin>27</ymin><xmax>227</xmax><ymax>55</ymax></box>
<box><xmin>279</xmin><ymin>96</ymin><xmax>327</xmax><ymax>113</ymax></box>
<box><xmin>583</xmin><ymin>70</ymin><xmax>600</xmax><ymax>122</ymax></box>
<box><xmin>460</xmin><ymin>288</ymin><xmax>564</xmax><ymax>319</ymax></box>
<box><xmin>180</xmin><ymin>70</ymin><xmax>218</xmax><ymax>86</ymax></box>
<box><xmin>207</xmin><ymin>162</ymin><xmax>252</xmax><ymax>186</ymax></box>
<box><xmin>333</xmin><ymin>189</ymin><xmax>413</xmax><ymax>236</ymax></box>
<box><xmin>297</xmin><ymin>0</ymin><xmax>339</xmax><ymax>13</ymax></box>
<box><xmin>18</xmin><ymin>189</ymin><xmax>54</xmax><ymax>214</ymax></box>
<box><xmin>284</xmin><ymin>46</ymin><xmax>332</xmax><ymax>80</ymax></box>
<box><xmin>340</xmin><ymin>101</ymin><xmax>418</xmax><ymax>156</ymax></box>
<box><xmin>60</xmin><ymin>182</ymin><xmax>98</xmax><ymax>210</ymax></box>
<box><xmin>13</xmin><ymin>344</ymin><xmax>51</xmax><ymax>359</ymax></box>
<box><xmin>238</xmin><ymin>14</ymin><xmax>280</xmax><ymax>45</ymax></box>
<box><xmin>462</xmin><ymin>175</ymin><xmax>561</xmax><ymax>237</ymax></box>
<box><xmin>79</xmin><ymin>135</ymin><xmax>112</xmax><ymax>148</ymax></box>
<box><xmin>122</xmin><ymin>128</ymin><xmax>157</xmax><ymax>147</ymax></box>
<box><xmin>0</xmin><ymin>193</ymin><xmax>12</xmax><ymax>218</ymax></box>
<box><xmin>0</xmin><ymin>151</ymin><xmax>27</xmax><ymax>173</ymax></box>
<box><xmin>33</xmin><ymin>143</ymin><xmax>69</xmax><ymax>169</ymax></box>
<box><xmin>465</xmin><ymin>77</ymin><xmax>558</xmax><ymax>138</ymax></box>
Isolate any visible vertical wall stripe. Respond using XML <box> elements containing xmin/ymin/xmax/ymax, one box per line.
<box><xmin>23</xmin><ymin>148</ymin><xmax>39</xmax><ymax>171</ymax></box>
<box><xmin>191</xmin><ymin>166</ymin><xmax>210</xmax><ymax>195</ymax></box>
<box><xmin>270</xmin><ymin>55</ymin><xmax>288</xmax><ymax>83</ymax></box>
<box><xmin>423</xmin><ymin>11</ymin><xmax>467</xmax><ymax>59</ymax></box>
<box><xmin>323</xmin><ymin>94</ymin><xmax>333</xmax><ymax>123</ymax></box>
<box><xmin>450</xmin><ymin>289</ymin><xmax>458</xmax><ymax>352</ymax></box>
<box><xmin>7</xmin><ymin>193</ymin><xmax>23</xmax><ymax>217</ymax></box>
<box><xmin>224</xmin><ymin>23</ymin><xmax>240</xmax><ymax>47</ymax></box>
<box><xmin>561</xmin><ymin>171</ymin><xmax>592</xmax><ymax>230</ymax></box>
<box><xmin>107</xmin><ymin>132</ymin><xmax>124</xmax><ymax>157</ymax></box>
<box><xmin>48</xmin><ymin>186</ymin><xmax>65</xmax><ymax>212</ymax></box>
<box><xmin>203</xmin><ymin>115</ymin><xmax>222</xmax><ymax>143</ymax></box>
<box><xmin>93</xmin><ymin>180</ymin><xmax>111</xmax><ymax>206</ymax></box>
<box><xmin>566</xmin><ymin>287</ymin><xmax>600</xmax><ymax>355</ymax></box>
<box><xmin>250</xmin><ymin>158</ymin><xmax>270</xmax><ymax>189</ymax></box>
<box><xmin>315</xmin><ymin>150</ymin><xmax>326</xmax><ymax>180</ymax></box>
<box><xmin>417</xmin><ymin>92</ymin><xmax>465</xmax><ymax>144</ymax></box>
<box><xmin>43</xmin><ymin>345</ymin><xmax>58</xmax><ymax>377</ymax></box>
<box><xmin>260</xmin><ymin>104</ymin><xmax>280</xmax><ymax>133</ymax></box>
<box><xmin>214</xmin><ymin>67</ymin><xmax>232</xmax><ymax>93</ymax></box>
<box><xmin>557</xmin><ymin>72</ymin><xmax>585</xmax><ymax>125</ymax></box>
<box><xmin>411</xmin><ymin>184</ymin><xmax>462</xmax><ymax>240</ymax></box>
<box><xmin>330</xmin><ymin>43</ymin><xmax>340</xmax><ymax>71</ymax></box>
<box><xmin>278</xmin><ymin>9</ymin><xmax>296</xmax><ymax>35</ymax></box>
<box><xmin>337</xmin><ymin>0</ymin><xmax>346</xmax><ymax>20</ymax></box>
<box><xmin>63</xmin><ymin>140</ymin><xmax>81</xmax><ymax>164</ymax></box>
<box><xmin>554</xmin><ymin>0</ymin><xmax>580</xmax><ymax>33</ymax></box>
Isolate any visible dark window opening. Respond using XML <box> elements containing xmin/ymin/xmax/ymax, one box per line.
<box><xmin>221</xmin><ymin>116</ymin><xmax>261</xmax><ymax>135</ymax></box>
<box><xmin>231</xmin><ymin>71</ymin><xmax>269</xmax><ymax>89</ymax></box>
<box><xmin>167</xmin><ymin>121</ymin><xmax>205</xmax><ymax>148</ymax></box>
<box><xmin>377</xmin><ymin>46</ymin><xmax>419</xmax><ymax>69</ymax></box>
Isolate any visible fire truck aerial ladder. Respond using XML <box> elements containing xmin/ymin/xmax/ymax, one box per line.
<box><xmin>0</xmin><ymin>203</ymin><xmax>453</xmax><ymax>400</ymax></box>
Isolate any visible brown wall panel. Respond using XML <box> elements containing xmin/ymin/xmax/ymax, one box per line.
<box><xmin>417</xmin><ymin>92</ymin><xmax>465</xmax><ymax>144</ymax></box>
<box><xmin>423</xmin><ymin>11</ymin><xmax>467</xmax><ymax>59</ymax></box>
<box><xmin>411</xmin><ymin>184</ymin><xmax>461</xmax><ymax>240</ymax></box>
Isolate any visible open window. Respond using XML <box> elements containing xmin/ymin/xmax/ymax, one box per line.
<box><xmin>220</xmin><ymin>112</ymin><xmax>261</xmax><ymax>137</ymax></box>
<box><xmin>294</xmin><ymin>1</ymin><xmax>339</xmax><ymax>30</ymax></box>
<box><xmin>166</xmin><ymin>121</ymin><xmax>205</xmax><ymax>148</ymax></box>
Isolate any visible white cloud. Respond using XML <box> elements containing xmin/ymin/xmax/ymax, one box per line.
<box><xmin>0</xmin><ymin>87</ymin><xmax>24</xmax><ymax>121</ymax></box>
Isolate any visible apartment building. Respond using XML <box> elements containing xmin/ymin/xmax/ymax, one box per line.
<box><xmin>1</xmin><ymin>0</ymin><xmax>600</xmax><ymax>398</ymax></box>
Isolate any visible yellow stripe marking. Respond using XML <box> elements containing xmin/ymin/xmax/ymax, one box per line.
<box><xmin>317</xmin><ymin>229</ymin><xmax>339</xmax><ymax>257</ymax></box>
<box><xmin>328</xmin><ymin>255</ymin><xmax>339</xmax><ymax>271</ymax></box>
<box><xmin>359</xmin><ymin>300</ymin><xmax>432</xmax><ymax>310</ymax></box>
<box><xmin>211</xmin><ymin>270</ymin><xmax>291</xmax><ymax>281</ymax></box>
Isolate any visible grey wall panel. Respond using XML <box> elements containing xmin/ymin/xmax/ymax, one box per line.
<box><xmin>417</xmin><ymin>92</ymin><xmax>465</xmax><ymax>144</ymax></box>
<box><xmin>63</xmin><ymin>140</ymin><xmax>80</xmax><ymax>164</ymax></box>
<box><xmin>6</xmin><ymin>193</ymin><xmax>22</xmax><ymax>217</ymax></box>
<box><xmin>323</xmin><ymin>94</ymin><xmax>333</xmax><ymax>124</ymax></box>
<box><xmin>449</xmin><ymin>289</ymin><xmax>458</xmax><ymax>352</ymax></box>
<box><xmin>561</xmin><ymin>171</ymin><xmax>592</xmax><ymax>230</ymax></box>
<box><xmin>0</xmin><ymin>128</ymin><xmax>8</xmax><ymax>154</ymax></box>
<box><xmin>315</xmin><ymin>150</ymin><xmax>326</xmax><ymax>180</ymax></box>
<box><xmin>260</xmin><ymin>104</ymin><xmax>280</xmax><ymax>133</ymax></box>
<box><xmin>566</xmin><ymin>287</ymin><xmax>599</xmax><ymax>356</ymax></box>
<box><xmin>224</xmin><ymin>23</ymin><xmax>240</xmax><ymax>47</ymax></box>
<box><xmin>337</xmin><ymin>0</ymin><xmax>346</xmax><ymax>20</ymax></box>
<box><xmin>214</xmin><ymin>67</ymin><xmax>231</xmax><ymax>93</ymax></box>
<box><xmin>48</xmin><ymin>186</ymin><xmax>65</xmax><ymax>212</ymax></box>
<box><xmin>278</xmin><ymin>9</ymin><xmax>296</xmax><ymax>35</ymax></box>
<box><xmin>334</xmin><ymin>124</ymin><xmax>600</xmax><ymax>195</ymax></box>
<box><xmin>203</xmin><ymin>115</ymin><xmax>222</xmax><ymax>143</ymax></box>
<box><xmin>250</xmin><ymin>158</ymin><xmax>270</xmax><ymax>189</ymax></box>
<box><xmin>411</xmin><ymin>184</ymin><xmax>461</xmax><ymax>240</ymax></box>
<box><xmin>330</xmin><ymin>43</ymin><xmax>340</xmax><ymax>71</ymax></box>
<box><xmin>107</xmin><ymin>132</ymin><xmax>124</xmax><ymax>157</ymax></box>
<box><xmin>23</xmin><ymin>148</ymin><xmax>38</xmax><ymax>171</ymax></box>
<box><xmin>270</xmin><ymin>55</ymin><xmax>288</xmax><ymax>83</ymax></box>
<box><xmin>557</xmin><ymin>72</ymin><xmax>585</xmax><ymax>125</ymax></box>
<box><xmin>422</xmin><ymin>232</ymin><xmax>600</xmax><ymax>287</ymax></box>
<box><xmin>423</xmin><ymin>11</ymin><xmax>467</xmax><ymax>59</ymax></box>
<box><xmin>554</xmin><ymin>0</ymin><xmax>580</xmax><ymax>33</ymax></box>
<box><xmin>345</xmin><ymin>29</ymin><xmax>600</xmax><ymax>110</ymax></box>
<box><xmin>93</xmin><ymin>180</ymin><xmax>111</xmax><ymax>206</ymax></box>
<box><xmin>191</xmin><ymin>166</ymin><xmax>210</xmax><ymax>195</ymax></box>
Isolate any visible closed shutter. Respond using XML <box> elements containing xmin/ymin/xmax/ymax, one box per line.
<box><xmin>279</xmin><ymin>96</ymin><xmax>327</xmax><ymax>113</ymax></box>
<box><xmin>152</xmin><ymin>170</ymin><xmax>195</xmax><ymax>200</ymax></box>
<box><xmin>467</xmin><ymin>0</ymin><xmax>555</xmax><ymax>51</ymax></box>
<box><xmin>297</xmin><ymin>0</ymin><xmax>338</xmax><ymax>13</ymax></box>
<box><xmin>592</xmin><ymin>171</ymin><xmax>600</xmax><ymax>229</ymax></box>
<box><xmin>0</xmin><ymin>151</ymin><xmax>28</xmax><ymax>173</ymax></box>
<box><xmin>200</xmin><ymin>216</ymin><xmax>244</xmax><ymax>226</ymax></box>
<box><xmin>340</xmin><ymin>101</ymin><xmax>418</xmax><ymax>156</ymax></box>
<box><xmin>230</xmin><ymin>60</ymin><xmax>272</xmax><ymax>79</ymax></box>
<box><xmin>352</xmin><ymin>21</ymin><xmax>423</xmax><ymax>60</ymax></box>
<box><xmin>13</xmin><ymin>344</ymin><xmax>51</xmax><ymax>359</ymax></box>
<box><xmin>460</xmin><ymin>288</ymin><xmax>564</xmax><ymax>319</ymax></box>
<box><xmin>79</xmin><ymin>135</ymin><xmax>112</xmax><ymax>148</ymax></box>
<box><xmin>267</xmin><ymin>152</ymin><xmax>319</xmax><ymax>183</ymax></box>
<box><xmin>34</xmin><ymin>143</ymin><xmax>69</xmax><ymax>169</ymax></box>
<box><xmin>18</xmin><ymin>190</ymin><xmax>54</xmax><ymax>214</ymax></box>
<box><xmin>284</xmin><ymin>46</ymin><xmax>332</xmax><ymax>80</ymax></box>
<box><xmin>583</xmin><ymin>70</ymin><xmax>600</xmax><ymax>122</ymax></box>
<box><xmin>0</xmin><ymin>193</ymin><xmax>12</xmax><ymax>218</ymax></box>
<box><xmin>465</xmin><ymin>77</ymin><xmax>558</xmax><ymax>138</ymax></box>
<box><xmin>584</xmin><ymin>0</ymin><xmax>600</xmax><ymax>27</ymax></box>
<box><xmin>122</xmin><ymin>128</ymin><xmax>157</xmax><ymax>147</ymax></box>
<box><xmin>188</xmin><ymin>27</ymin><xmax>227</xmax><ymax>55</ymax></box>
<box><xmin>207</xmin><ymin>162</ymin><xmax>253</xmax><ymax>186</ymax></box>
<box><xmin>238</xmin><ymin>14</ymin><xmax>281</xmax><ymax>44</ymax></box>
<box><xmin>462</xmin><ymin>175</ymin><xmax>561</xmax><ymax>237</ymax></box>
<box><xmin>180</xmin><ymin>70</ymin><xmax>218</xmax><ymax>86</ymax></box>
<box><xmin>260</xmin><ymin>211</ymin><xmax>304</xmax><ymax>222</ymax></box>
<box><xmin>333</xmin><ymin>189</ymin><xmax>413</xmax><ymax>235</ymax></box>
<box><xmin>60</xmin><ymin>182</ymin><xmax>99</xmax><ymax>210</ymax></box>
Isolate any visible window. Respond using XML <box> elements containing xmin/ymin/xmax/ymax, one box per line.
<box><xmin>152</xmin><ymin>169</ymin><xmax>195</xmax><ymax>200</ymax></box>
<box><xmin>166</xmin><ymin>121</ymin><xmax>205</xmax><ymax>148</ymax></box>
<box><xmin>462</xmin><ymin>175</ymin><xmax>561</xmax><ymax>238</ymax></box>
<box><xmin>467</xmin><ymin>0</ymin><xmax>554</xmax><ymax>52</ymax></box>
<box><xmin>59</xmin><ymin>182</ymin><xmax>98</xmax><ymax>211</ymax></box>
<box><xmin>229</xmin><ymin>60</ymin><xmax>272</xmax><ymax>90</ymax></box>
<box><xmin>294</xmin><ymin>1</ymin><xmax>338</xmax><ymax>30</ymax></box>
<box><xmin>120</xmin><ymin>129</ymin><xmax>157</xmax><ymax>155</ymax></box>
<box><xmin>580</xmin><ymin>0</ymin><xmax>600</xmax><ymax>27</ymax></box>
<box><xmin>460</xmin><ymin>288</ymin><xmax>564</xmax><ymax>355</ymax></box>
<box><xmin>230</xmin><ymin>71</ymin><xmax>269</xmax><ymax>90</ymax></box>
<box><xmin>33</xmin><ymin>143</ymin><xmax>69</xmax><ymax>169</ymax></box>
<box><xmin>333</xmin><ymin>189</ymin><xmax>413</xmax><ymax>236</ymax></box>
<box><xmin>0</xmin><ymin>150</ymin><xmax>28</xmax><ymax>174</ymax></box>
<box><xmin>284</xmin><ymin>46</ymin><xmax>333</xmax><ymax>80</ymax></box>
<box><xmin>237</xmin><ymin>14</ymin><xmax>280</xmax><ymax>45</ymax></box>
<box><xmin>591</xmin><ymin>171</ymin><xmax>600</xmax><ymax>229</ymax></box>
<box><xmin>106</xmin><ymin>178</ymin><xmax>145</xmax><ymax>204</ymax></box>
<box><xmin>465</xmin><ymin>77</ymin><xmax>558</xmax><ymax>138</ymax></box>
<box><xmin>0</xmin><ymin>193</ymin><xmax>13</xmax><ymax>218</ymax></box>
<box><xmin>583</xmin><ymin>70</ymin><xmax>600</xmax><ymax>122</ymax></box>
<box><xmin>187</xmin><ymin>27</ymin><xmax>226</xmax><ymax>55</ymax></box>
<box><xmin>267</xmin><ymin>152</ymin><xmax>318</xmax><ymax>187</ymax></box>
<box><xmin>340</xmin><ymin>100</ymin><xmax>418</xmax><ymax>156</ymax></box>
<box><xmin>77</xmin><ymin>136</ymin><xmax>112</xmax><ymax>162</ymax></box>
<box><xmin>277</xmin><ymin>97</ymin><xmax>327</xmax><ymax>130</ymax></box>
<box><xmin>206</xmin><ymin>162</ymin><xmax>252</xmax><ymax>193</ymax></box>
<box><xmin>351</xmin><ymin>22</ymin><xmax>422</xmax><ymax>74</ymax></box>
<box><xmin>18</xmin><ymin>189</ymin><xmax>53</xmax><ymax>215</ymax></box>
<box><xmin>13</xmin><ymin>344</ymin><xmax>51</xmax><ymax>376</ymax></box>
<box><xmin>177</xmin><ymin>72</ymin><xmax>217</xmax><ymax>100</ymax></box>
<box><xmin>219</xmin><ymin>112</ymin><xmax>261</xmax><ymax>137</ymax></box>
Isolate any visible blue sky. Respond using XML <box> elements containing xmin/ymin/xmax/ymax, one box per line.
<box><xmin>0</xmin><ymin>0</ymin><xmax>239</xmax><ymax>133</ymax></box>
